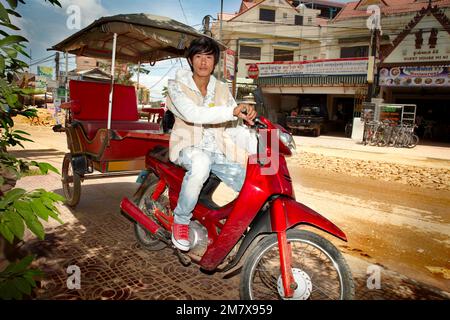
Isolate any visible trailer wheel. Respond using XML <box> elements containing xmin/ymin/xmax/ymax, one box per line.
<box><xmin>62</xmin><ymin>153</ymin><xmax>81</xmax><ymax>207</ymax></box>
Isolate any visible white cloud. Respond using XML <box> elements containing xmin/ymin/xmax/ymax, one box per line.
<box><xmin>59</xmin><ymin>0</ymin><xmax>109</xmax><ymax>28</ymax></box>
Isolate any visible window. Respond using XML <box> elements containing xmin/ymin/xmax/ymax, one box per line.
<box><xmin>240</xmin><ymin>46</ymin><xmax>261</xmax><ymax>60</ymax></box>
<box><xmin>295</xmin><ymin>15</ymin><xmax>303</xmax><ymax>25</ymax></box>
<box><xmin>340</xmin><ymin>46</ymin><xmax>369</xmax><ymax>58</ymax></box>
<box><xmin>307</xmin><ymin>16</ymin><xmax>313</xmax><ymax>24</ymax></box>
<box><xmin>274</xmin><ymin>49</ymin><xmax>294</xmax><ymax>62</ymax></box>
<box><xmin>260</xmin><ymin>8</ymin><xmax>275</xmax><ymax>22</ymax></box>
<box><xmin>283</xmin><ymin>13</ymin><xmax>288</xmax><ymax>19</ymax></box>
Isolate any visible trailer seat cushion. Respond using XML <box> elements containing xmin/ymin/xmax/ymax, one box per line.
<box><xmin>69</xmin><ymin>80</ymin><xmax>139</xmax><ymax>121</ymax></box>
<box><xmin>77</xmin><ymin>120</ymin><xmax>161</xmax><ymax>140</ymax></box>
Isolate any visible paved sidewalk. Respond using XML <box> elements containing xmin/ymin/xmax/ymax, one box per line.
<box><xmin>13</xmin><ymin>173</ymin><xmax>449</xmax><ymax>301</ymax></box>
<box><xmin>7</xmin><ymin>123</ymin><xmax>450</xmax><ymax>300</ymax></box>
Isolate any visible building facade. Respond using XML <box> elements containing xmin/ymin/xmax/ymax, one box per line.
<box><xmin>215</xmin><ymin>0</ymin><xmax>450</xmax><ymax>140</ymax></box>
<box><xmin>327</xmin><ymin>0</ymin><xmax>450</xmax><ymax>141</ymax></box>
<box><xmin>213</xmin><ymin>0</ymin><xmax>345</xmax><ymax>128</ymax></box>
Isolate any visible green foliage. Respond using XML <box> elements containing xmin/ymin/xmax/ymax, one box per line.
<box><xmin>0</xmin><ymin>0</ymin><xmax>64</xmax><ymax>300</ymax></box>
<box><xmin>0</xmin><ymin>188</ymin><xmax>64</xmax><ymax>243</ymax></box>
<box><xmin>161</xmin><ymin>86</ymin><xmax>168</xmax><ymax>98</ymax></box>
<box><xmin>0</xmin><ymin>255</ymin><xmax>43</xmax><ymax>300</ymax></box>
<box><xmin>98</xmin><ymin>61</ymin><xmax>151</xmax><ymax>86</ymax></box>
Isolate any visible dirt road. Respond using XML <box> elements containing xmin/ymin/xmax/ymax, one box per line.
<box><xmin>8</xmin><ymin>122</ymin><xmax>450</xmax><ymax>298</ymax></box>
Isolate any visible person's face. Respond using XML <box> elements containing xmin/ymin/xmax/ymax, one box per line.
<box><xmin>189</xmin><ymin>52</ymin><xmax>215</xmax><ymax>77</ymax></box>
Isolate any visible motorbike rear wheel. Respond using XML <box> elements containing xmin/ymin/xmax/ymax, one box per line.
<box><xmin>134</xmin><ymin>173</ymin><xmax>167</xmax><ymax>251</ymax></box>
<box><xmin>240</xmin><ymin>229</ymin><xmax>354</xmax><ymax>300</ymax></box>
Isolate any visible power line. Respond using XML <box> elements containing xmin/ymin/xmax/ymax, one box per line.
<box><xmin>213</xmin><ymin>17</ymin><xmax>450</xmax><ymax>32</ymax></box>
<box><xmin>149</xmin><ymin>64</ymin><xmax>177</xmax><ymax>89</ymax></box>
<box><xmin>178</xmin><ymin>0</ymin><xmax>189</xmax><ymax>25</ymax></box>
<box><xmin>29</xmin><ymin>54</ymin><xmax>56</xmax><ymax>65</ymax></box>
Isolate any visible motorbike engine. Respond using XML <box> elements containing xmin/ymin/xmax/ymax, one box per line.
<box><xmin>189</xmin><ymin>221</ymin><xmax>209</xmax><ymax>257</ymax></box>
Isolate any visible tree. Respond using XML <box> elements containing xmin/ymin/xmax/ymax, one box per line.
<box><xmin>161</xmin><ymin>86</ymin><xmax>168</xmax><ymax>98</ymax></box>
<box><xmin>97</xmin><ymin>62</ymin><xmax>151</xmax><ymax>86</ymax></box>
<box><xmin>0</xmin><ymin>0</ymin><xmax>65</xmax><ymax>300</ymax></box>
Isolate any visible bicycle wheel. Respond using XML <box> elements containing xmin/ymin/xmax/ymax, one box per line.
<box><xmin>407</xmin><ymin>134</ymin><xmax>419</xmax><ymax>148</ymax></box>
<box><xmin>240</xmin><ymin>229</ymin><xmax>355</xmax><ymax>300</ymax></box>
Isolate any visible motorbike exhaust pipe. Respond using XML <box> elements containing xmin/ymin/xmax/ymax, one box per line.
<box><xmin>120</xmin><ymin>197</ymin><xmax>161</xmax><ymax>234</ymax></box>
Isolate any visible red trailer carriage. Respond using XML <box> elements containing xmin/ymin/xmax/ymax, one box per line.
<box><xmin>51</xmin><ymin>14</ymin><xmax>218</xmax><ymax>206</ymax></box>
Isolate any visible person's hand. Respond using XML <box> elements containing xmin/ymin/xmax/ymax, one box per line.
<box><xmin>233</xmin><ymin>103</ymin><xmax>257</xmax><ymax>125</ymax></box>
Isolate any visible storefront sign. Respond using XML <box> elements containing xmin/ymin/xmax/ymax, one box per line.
<box><xmin>223</xmin><ymin>49</ymin><xmax>235</xmax><ymax>81</ymax></box>
<box><xmin>383</xmin><ymin>13</ymin><xmax>450</xmax><ymax>64</ymax></box>
<box><xmin>247</xmin><ymin>64</ymin><xmax>259</xmax><ymax>79</ymax></box>
<box><xmin>247</xmin><ymin>58</ymin><xmax>368</xmax><ymax>79</ymax></box>
<box><xmin>35</xmin><ymin>76</ymin><xmax>48</xmax><ymax>89</ymax></box>
<box><xmin>37</xmin><ymin>66</ymin><xmax>53</xmax><ymax>79</ymax></box>
<box><xmin>379</xmin><ymin>66</ymin><xmax>449</xmax><ymax>87</ymax></box>
<box><xmin>380</xmin><ymin>105</ymin><xmax>402</xmax><ymax>123</ymax></box>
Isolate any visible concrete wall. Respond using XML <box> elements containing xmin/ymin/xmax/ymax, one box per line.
<box><xmin>214</xmin><ymin>1</ymin><xmax>324</xmax><ymax>80</ymax></box>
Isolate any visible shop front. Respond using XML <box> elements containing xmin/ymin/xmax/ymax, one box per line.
<box><xmin>247</xmin><ymin>58</ymin><xmax>368</xmax><ymax>135</ymax></box>
<box><xmin>379</xmin><ymin>5</ymin><xmax>450</xmax><ymax>142</ymax></box>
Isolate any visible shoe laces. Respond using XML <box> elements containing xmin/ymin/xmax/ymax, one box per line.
<box><xmin>175</xmin><ymin>224</ymin><xmax>189</xmax><ymax>239</ymax></box>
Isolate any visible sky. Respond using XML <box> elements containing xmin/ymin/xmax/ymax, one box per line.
<box><xmin>11</xmin><ymin>0</ymin><xmax>348</xmax><ymax>100</ymax></box>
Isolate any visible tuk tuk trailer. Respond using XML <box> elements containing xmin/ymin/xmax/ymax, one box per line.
<box><xmin>50</xmin><ymin>13</ymin><xmax>224</xmax><ymax>207</ymax></box>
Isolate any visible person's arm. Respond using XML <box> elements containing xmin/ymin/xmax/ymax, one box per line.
<box><xmin>167</xmin><ymin>80</ymin><xmax>234</xmax><ymax>124</ymax></box>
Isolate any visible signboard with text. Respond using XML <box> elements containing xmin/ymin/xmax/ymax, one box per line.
<box><xmin>383</xmin><ymin>13</ymin><xmax>450</xmax><ymax>64</ymax></box>
<box><xmin>223</xmin><ymin>49</ymin><xmax>235</xmax><ymax>81</ymax></box>
<box><xmin>37</xmin><ymin>66</ymin><xmax>53</xmax><ymax>79</ymax></box>
<box><xmin>379</xmin><ymin>65</ymin><xmax>449</xmax><ymax>87</ymax></box>
<box><xmin>247</xmin><ymin>58</ymin><xmax>368</xmax><ymax>79</ymax></box>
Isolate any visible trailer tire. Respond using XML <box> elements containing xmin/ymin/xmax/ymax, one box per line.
<box><xmin>62</xmin><ymin>153</ymin><xmax>81</xmax><ymax>207</ymax></box>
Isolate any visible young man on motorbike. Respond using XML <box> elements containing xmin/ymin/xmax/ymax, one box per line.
<box><xmin>166</xmin><ymin>36</ymin><xmax>257</xmax><ymax>251</ymax></box>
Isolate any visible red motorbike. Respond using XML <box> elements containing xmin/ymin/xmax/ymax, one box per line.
<box><xmin>120</xmin><ymin>116</ymin><xmax>355</xmax><ymax>300</ymax></box>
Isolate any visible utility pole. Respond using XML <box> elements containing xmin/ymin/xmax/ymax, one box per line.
<box><xmin>55</xmin><ymin>52</ymin><xmax>60</xmax><ymax>82</ymax></box>
<box><xmin>366</xmin><ymin>17</ymin><xmax>381</xmax><ymax>102</ymax></box>
<box><xmin>218</xmin><ymin>0</ymin><xmax>224</xmax><ymax>80</ymax></box>
<box><xmin>366</xmin><ymin>28</ymin><xmax>376</xmax><ymax>102</ymax></box>
<box><xmin>232</xmin><ymin>38</ymin><xmax>240</xmax><ymax>98</ymax></box>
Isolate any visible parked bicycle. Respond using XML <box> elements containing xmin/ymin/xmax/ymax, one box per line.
<box><xmin>362</xmin><ymin>120</ymin><xmax>419</xmax><ymax>148</ymax></box>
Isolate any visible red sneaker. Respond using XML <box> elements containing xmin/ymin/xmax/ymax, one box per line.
<box><xmin>171</xmin><ymin>223</ymin><xmax>190</xmax><ymax>251</ymax></box>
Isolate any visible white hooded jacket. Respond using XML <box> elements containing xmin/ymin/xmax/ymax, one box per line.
<box><xmin>166</xmin><ymin>69</ymin><xmax>257</xmax><ymax>166</ymax></box>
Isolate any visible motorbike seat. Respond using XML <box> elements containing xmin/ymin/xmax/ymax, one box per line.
<box><xmin>147</xmin><ymin>145</ymin><xmax>223</xmax><ymax>210</ymax></box>
<box><xmin>147</xmin><ymin>145</ymin><xmax>170</xmax><ymax>163</ymax></box>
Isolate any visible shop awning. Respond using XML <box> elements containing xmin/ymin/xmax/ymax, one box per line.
<box><xmin>254</xmin><ymin>75</ymin><xmax>367</xmax><ymax>87</ymax></box>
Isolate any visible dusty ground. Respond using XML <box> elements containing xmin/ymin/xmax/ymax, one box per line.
<box><xmin>5</xmin><ymin>118</ymin><xmax>450</xmax><ymax>299</ymax></box>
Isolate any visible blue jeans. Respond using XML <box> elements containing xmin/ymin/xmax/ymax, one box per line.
<box><xmin>173</xmin><ymin>146</ymin><xmax>246</xmax><ymax>225</ymax></box>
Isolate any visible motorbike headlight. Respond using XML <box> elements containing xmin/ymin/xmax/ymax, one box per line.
<box><xmin>279</xmin><ymin>131</ymin><xmax>297</xmax><ymax>154</ymax></box>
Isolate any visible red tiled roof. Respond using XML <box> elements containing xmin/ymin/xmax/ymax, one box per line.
<box><xmin>293</xmin><ymin>0</ymin><xmax>345</xmax><ymax>8</ymax></box>
<box><xmin>240</xmin><ymin>0</ymin><xmax>262</xmax><ymax>13</ymax></box>
<box><xmin>333</xmin><ymin>0</ymin><xmax>450</xmax><ymax>21</ymax></box>
<box><xmin>227</xmin><ymin>0</ymin><xmax>304</xmax><ymax>22</ymax></box>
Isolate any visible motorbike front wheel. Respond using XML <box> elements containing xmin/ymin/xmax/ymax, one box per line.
<box><xmin>240</xmin><ymin>229</ymin><xmax>355</xmax><ymax>300</ymax></box>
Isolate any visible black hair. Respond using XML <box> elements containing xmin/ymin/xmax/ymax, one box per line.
<box><xmin>186</xmin><ymin>36</ymin><xmax>220</xmax><ymax>73</ymax></box>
